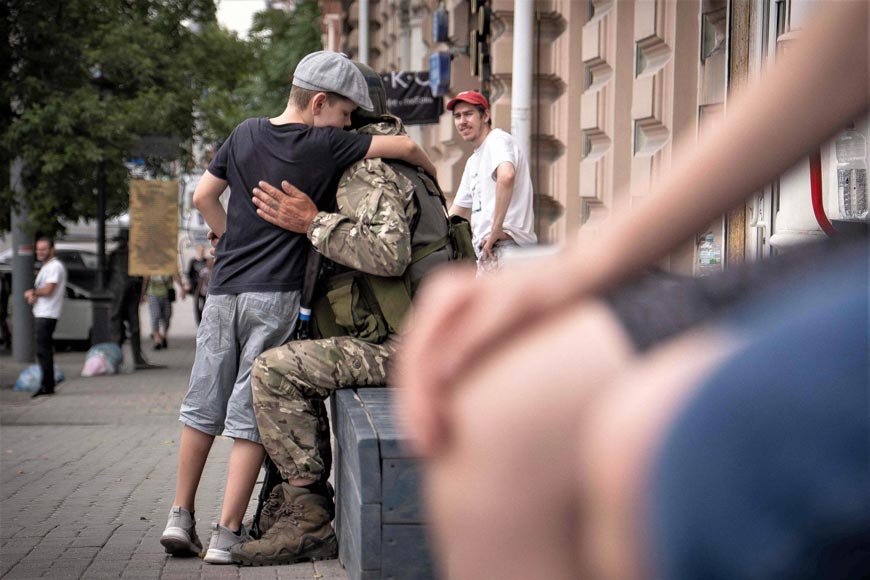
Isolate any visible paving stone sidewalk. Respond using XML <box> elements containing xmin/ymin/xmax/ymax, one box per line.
<box><xmin>0</xmin><ymin>305</ymin><xmax>349</xmax><ymax>580</ymax></box>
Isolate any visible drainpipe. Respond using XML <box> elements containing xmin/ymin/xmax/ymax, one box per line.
<box><xmin>809</xmin><ymin>148</ymin><xmax>837</xmax><ymax>236</ymax></box>
<box><xmin>359</xmin><ymin>0</ymin><xmax>370</xmax><ymax>64</ymax></box>
<box><xmin>400</xmin><ymin>1</ymin><xmax>411</xmax><ymax>69</ymax></box>
<box><xmin>511</xmin><ymin>0</ymin><xmax>534</xmax><ymax>159</ymax></box>
<box><xmin>325</xmin><ymin>14</ymin><xmax>341</xmax><ymax>52</ymax></box>
<box><xmin>400</xmin><ymin>1</ymin><xmax>423</xmax><ymax>143</ymax></box>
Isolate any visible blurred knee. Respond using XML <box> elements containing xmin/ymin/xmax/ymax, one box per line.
<box><xmin>449</xmin><ymin>300</ymin><xmax>630</xmax><ymax>454</ymax></box>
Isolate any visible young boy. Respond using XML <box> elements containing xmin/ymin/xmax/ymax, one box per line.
<box><xmin>160</xmin><ymin>51</ymin><xmax>435</xmax><ymax>564</ymax></box>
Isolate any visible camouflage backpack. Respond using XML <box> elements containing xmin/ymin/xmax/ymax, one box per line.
<box><xmin>311</xmin><ymin>162</ymin><xmax>475</xmax><ymax>343</ymax></box>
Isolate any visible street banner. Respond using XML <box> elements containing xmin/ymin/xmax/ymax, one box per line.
<box><xmin>128</xmin><ymin>179</ymin><xmax>178</xmax><ymax>276</ymax></box>
<box><xmin>381</xmin><ymin>71</ymin><xmax>443</xmax><ymax>125</ymax></box>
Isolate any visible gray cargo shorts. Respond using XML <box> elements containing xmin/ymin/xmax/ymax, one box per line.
<box><xmin>179</xmin><ymin>290</ymin><xmax>300</xmax><ymax>442</ymax></box>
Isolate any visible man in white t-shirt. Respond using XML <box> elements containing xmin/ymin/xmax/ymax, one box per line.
<box><xmin>447</xmin><ymin>90</ymin><xmax>536</xmax><ymax>270</ymax></box>
<box><xmin>24</xmin><ymin>238</ymin><xmax>67</xmax><ymax>398</ymax></box>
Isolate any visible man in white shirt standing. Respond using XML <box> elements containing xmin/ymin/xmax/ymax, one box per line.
<box><xmin>24</xmin><ymin>237</ymin><xmax>67</xmax><ymax>398</ymax></box>
<box><xmin>448</xmin><ymin>90</ymin><xmax>536</xmax><ymax>270</ymax></box>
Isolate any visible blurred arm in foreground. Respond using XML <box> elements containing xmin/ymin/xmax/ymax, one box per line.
<box><xmin>396</xmin><ymin>0</ymin><xmax>869</xmax><ymax>457</ymax></box>
<box><xmin>395</xmin><ymin>3</ymin><xmax>869</xmax><ymax>580</ymax></box>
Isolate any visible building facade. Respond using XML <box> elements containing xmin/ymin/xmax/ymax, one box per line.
<box><xmin>325</xmin><ymin>0</ymin><xmax>867</xmax><ymax>273</ymax></box>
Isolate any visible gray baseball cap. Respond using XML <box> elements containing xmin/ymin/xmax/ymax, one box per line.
<box><xmin>292</xmin><ymin>51</ymin><xmax>375</xmax><ymax>112</ymax></box>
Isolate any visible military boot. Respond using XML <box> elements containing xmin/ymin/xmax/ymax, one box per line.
<box><xmin>250</xmin><ymin>480</ymin><xmax>334</xmax><ymax>537</ymax></box>
<box><xmin>256</xmin><ymin>482</ymin><xmax>286</xmax><ymax>537</ymax></box>
<box><xmin>231</xmin><ymin>484</ymin><xmax>338</xmax><ymax>566</ymax></box>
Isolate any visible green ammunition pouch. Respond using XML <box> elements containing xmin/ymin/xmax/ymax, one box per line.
<box><xmin>311</xmin><ymin>270</ymin><xmax>402</xmax><ymax>343</ymax></box>
<box><xmin>311</xmin><ymin>162</ymin><xmax>475</xmax><ymax>343</ymax></box>
<box><xmin>448</xmin><ymin>214</ymin><xmax>476</xmax><ymax>261</ymax></box>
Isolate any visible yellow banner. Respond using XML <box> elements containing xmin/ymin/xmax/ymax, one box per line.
<box><xmin>129</xmin><ymin>179</ymin><xmax>178</xmax><ymax>276</ymax></box>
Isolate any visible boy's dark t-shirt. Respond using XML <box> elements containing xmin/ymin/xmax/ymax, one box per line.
<box><xmin>207</xmin><ymin>118</ymin><xmax>372</xmax><ymax>295</ymax></box>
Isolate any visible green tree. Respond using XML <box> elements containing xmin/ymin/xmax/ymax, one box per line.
<box><xmin>2</xmin><ymin>0</ymin><xmax>322</xmax><ymax>237</ymax></box>
<box><xmin>1</xmin><ymin>0</ymin><xmax>252</xmax><ymax>236</ymax></box>
<box><xmin>249</xmin><ymin>0</ymin><xmax>323</xmax><ymax>113</ymax></box>
<box><xmin>196</xmin><ymin>1</ymin><xmax>323</xmax><ymax>142</ymax></box>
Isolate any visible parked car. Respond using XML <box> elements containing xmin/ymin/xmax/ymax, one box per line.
<box><xmin>0</xmin><ymin>242</ymin><xmax>115</xmax><ymax>348</ymax></box>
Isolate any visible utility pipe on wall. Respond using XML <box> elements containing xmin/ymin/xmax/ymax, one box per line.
<box><xmin>325</xmin><ymin>14</ymin><xmax>341</xmax><ymax>52</ymax></box>
<box><xmin>399</xmin><ymin>1</ymin><xmax>411</xmax><ymax>69</ymax></box>
<box><xmin>359</xmin><ymin>0</ymin><xmax>370</xmax><ymax>64</ymax></box>
<box><xmin>511</xmin><ymin>0</ymin><xmax>534</xmax><ymax>159</ymax></box>
<box><xmin>809</xmin><ymin>148</ymin><xmax>837</xmax><ymax>236</ymax></box>
<box><xmin>399</xmin><ymin>1</ymin><xmax>424</xmax><ymax>144</ymax></box>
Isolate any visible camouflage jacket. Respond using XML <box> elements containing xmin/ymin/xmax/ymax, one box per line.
<box><xmin>308</xmin><ymin>116</ymin><xmax>417</xmax><ymax>277</ymax></box>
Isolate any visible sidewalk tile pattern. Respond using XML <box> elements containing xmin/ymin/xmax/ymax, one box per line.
<box><xmin>1</xmin><ymin>311</ymin><xmax>350</xmax><ymax>580</ymax></box>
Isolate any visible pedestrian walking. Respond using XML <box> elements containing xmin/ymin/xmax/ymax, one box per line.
<box><xmin>143</xmin><ymin>274</ymin><xmax>182</xmax><ymax>350</ymax></box>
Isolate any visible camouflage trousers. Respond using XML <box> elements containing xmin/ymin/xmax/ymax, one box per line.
<box><xmin>251</xmin><ymin>336</ymin><xmax>396</xmax><ymax>482</ymax></box>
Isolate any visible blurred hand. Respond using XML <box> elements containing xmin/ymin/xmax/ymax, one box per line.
<box><xmin>394</xmin><ymin>250</ymin><xmax>577</xmax><ymax>456</ymax></box>
<box><xmin>252</xmin><ymin>180</ymin><xmax>318</xmax><ymax>234</ymax></box>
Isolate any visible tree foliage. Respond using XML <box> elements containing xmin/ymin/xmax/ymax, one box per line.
<box><xmin>2</xmin><ymin>0</ymin><xmax>322</xmax><ymax>236</ymax></box>
<box><xmin>198</xmin><ymin>1</ymin><xmax>323</xmax><ymax>142</ymax></box>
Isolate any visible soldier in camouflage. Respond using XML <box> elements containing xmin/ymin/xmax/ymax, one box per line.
<box><xmin>230</xmin><ymin>63</ymin><xmax>423</xmax><ymax>567</ymax></box>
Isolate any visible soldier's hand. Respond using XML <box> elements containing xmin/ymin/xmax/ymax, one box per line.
<box><xmin>253</xmin><ymin>180</ymin><xmax>319</xmax><ymax>234</ymax></box>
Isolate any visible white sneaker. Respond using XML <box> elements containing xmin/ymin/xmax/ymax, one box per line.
<box><xmin>160</xmin><ymin>506</ymin><xmax>202</xmax><ymax>556</ymax></box>
<box><xmin>204</xmin><ymin>523</ymin><xmax>251</xmax><ymax>564</ymax></box>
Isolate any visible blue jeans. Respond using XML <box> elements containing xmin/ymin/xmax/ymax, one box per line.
<box><xmin>35</xmin><ymin>317</ymin><xmax>57</xmax><ymax>390</ymax></box>
<box><xmin>650</xmin><ymin>240</ymin><xmax>870</xmax><ymax>580</ymax></box>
